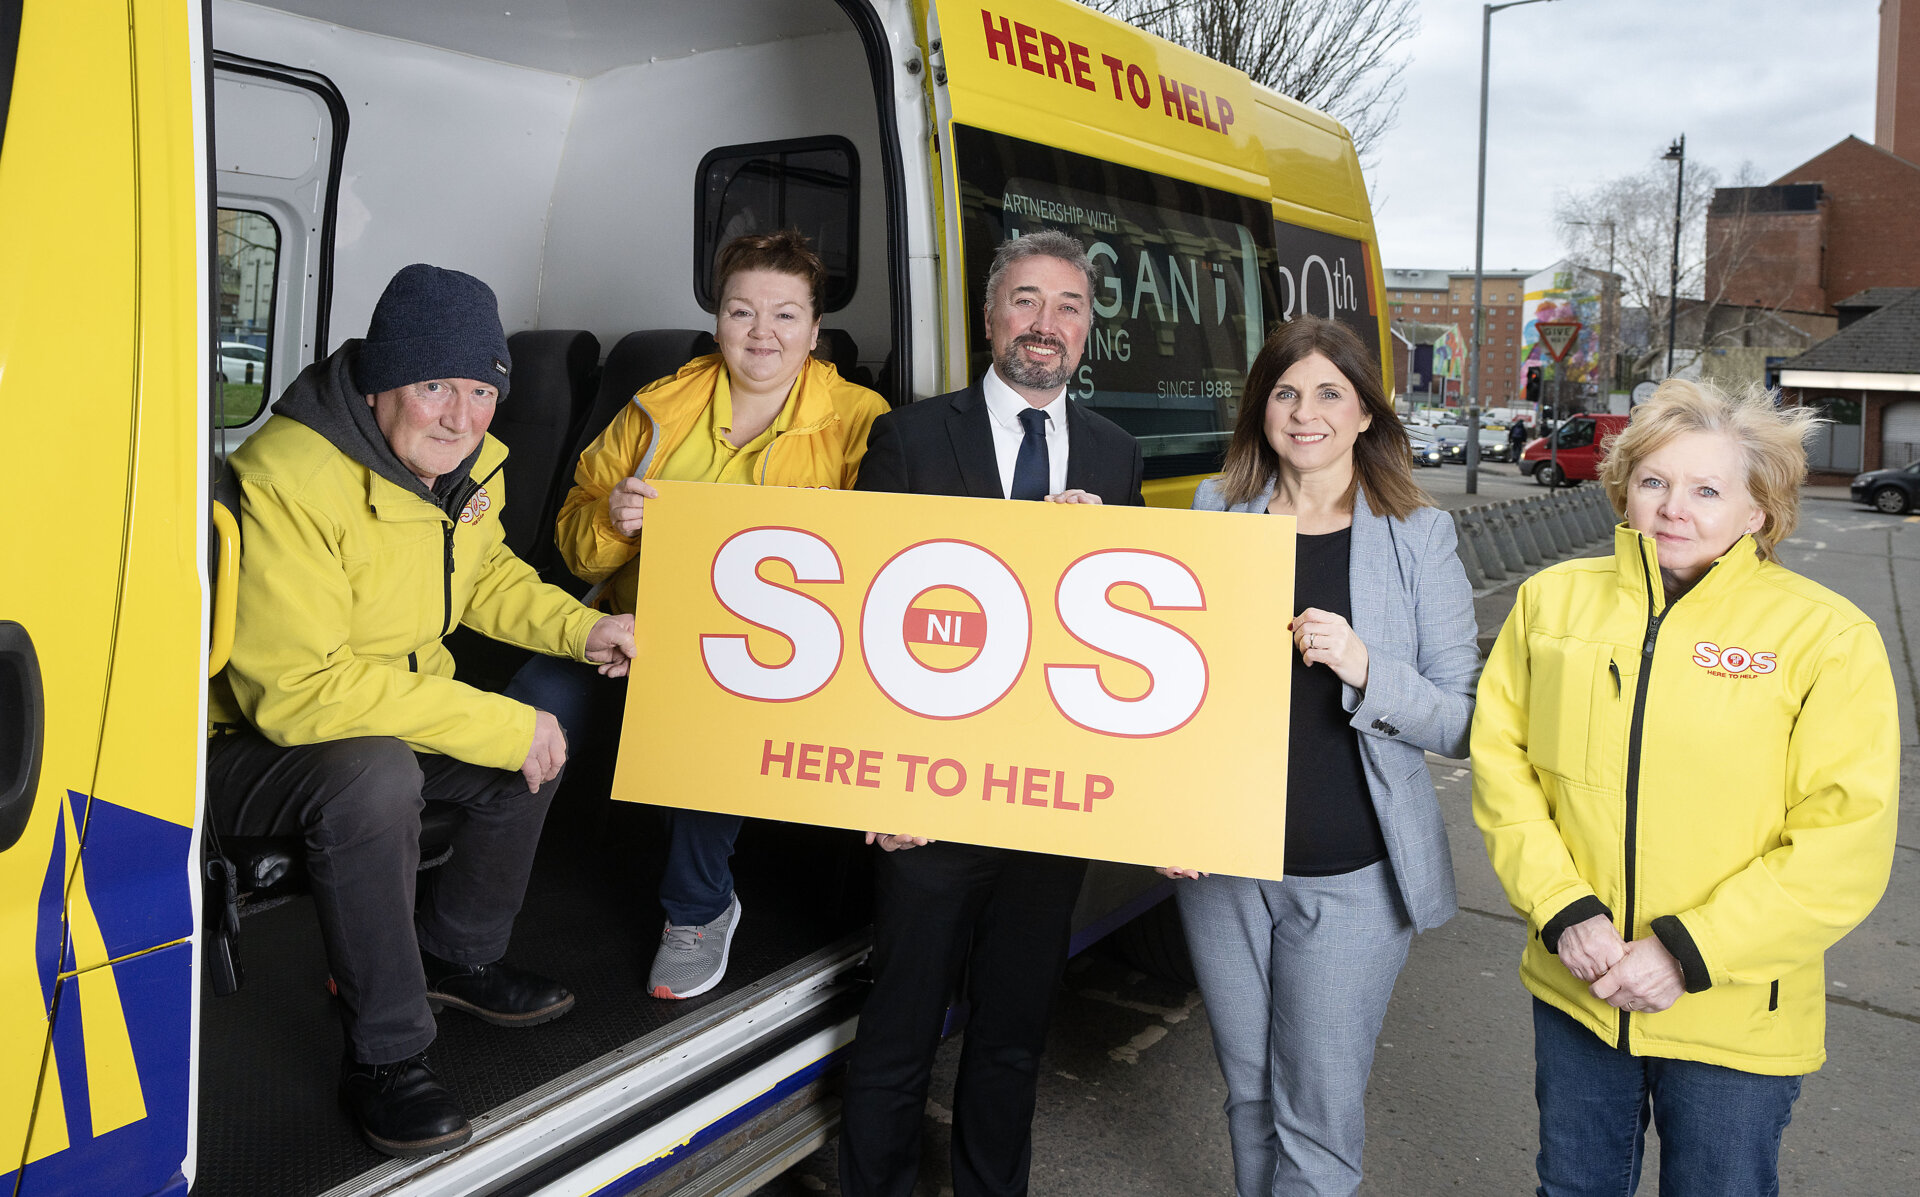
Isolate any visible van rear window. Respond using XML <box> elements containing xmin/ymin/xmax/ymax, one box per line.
<box><xmin>954</xmin><ymin>125</ymin><xmax>1281</xmax><ymax>481</ymax></box>
<box><xmin>696</xmin><ymin>136</ymin><xmax>858</xmax><ymax>314</ymax></box>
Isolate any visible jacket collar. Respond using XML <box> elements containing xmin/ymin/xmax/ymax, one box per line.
<box><xmin>1613</xmin><ymin>523</ymin><xmax>1765</xmax><ymax>615</ymax></box>
<box><xmin>367</xmin><ymin>434</ymin><xmax>507</xmax><ymax>522</ymax></box>
<box><xmin>646</xmin><ymin>354</ymin><xmax>844</xmax><ymax>436</ymax></box>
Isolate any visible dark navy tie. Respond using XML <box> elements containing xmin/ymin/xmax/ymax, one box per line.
<box><xmin>1011</xmin><ymin>407</ymin><xmax>1050</xmax><ymax>501</ymax></box>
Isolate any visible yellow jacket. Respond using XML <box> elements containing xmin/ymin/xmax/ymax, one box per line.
<box><xmin>210</xmin><ymin>417</ymin><xmax>603</xmax><ymax>772</ymax></box>
<box><xmin>1472</xmin><ymin>525</ymin><xmax>1897</xmax><ymax>1074</ymax></box>
<box><xmin>555</xmin><ymin>354</ymin><xmax>887</xmax><ymax>614</ymax></box>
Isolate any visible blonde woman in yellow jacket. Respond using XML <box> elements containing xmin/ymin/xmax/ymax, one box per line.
<box><xmin>518</xmin><ymin>230</ymin><xmax>886</xmax><ymax>1001</ymax></box>
<box><xmin>1472</xmin><ymin>379</ymin><xmax>1897</xmax><ymax>1197</ymax></box>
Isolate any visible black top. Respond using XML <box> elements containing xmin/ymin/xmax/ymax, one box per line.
<box><xmin>1285</xmin><ymin>526</ymin><xmax>1388</xmax><ymax>877</ymax></box>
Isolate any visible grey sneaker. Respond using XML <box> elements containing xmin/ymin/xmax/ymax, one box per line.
<box><xmin>648</xmin><ymin>893</ymin><xmax>741</xmax><ymax>999</ymax></box>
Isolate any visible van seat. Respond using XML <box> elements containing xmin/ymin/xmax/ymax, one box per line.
<box><xmin>568</xmin><ymin>328</ymin><xmax>717</xmax><ymax>461</ymax></box>
<box><xmin>814</xmin><ymin>327</ymin><xmax>865</xmax><ymax>386</ymax></box>
<box><xmin>496</xmin><ymin>330</ymin><xmax>600</xmax><ymax>565</ymax></box>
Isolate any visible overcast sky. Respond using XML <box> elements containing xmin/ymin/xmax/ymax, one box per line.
<box><xmin>1369</xmin><ymin>0</ymin><xmax>1882</xmax><ymax>273</ymax></box>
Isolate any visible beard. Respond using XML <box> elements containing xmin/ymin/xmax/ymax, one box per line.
<box><xmin>995</xmin><ymin>333</ymin><xmax>1076</xmax><ymax>391</ymax></box>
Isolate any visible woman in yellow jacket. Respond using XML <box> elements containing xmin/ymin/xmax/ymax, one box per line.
<box><xmin>515</xmin><ymin>230</ymin><xmax>886</xmax><ymax>1000</ymax></box>
<box><xmin>1471</xmin><ymin>380</ymin><xmax>1897</xmax><ymax>1197</ymax></box>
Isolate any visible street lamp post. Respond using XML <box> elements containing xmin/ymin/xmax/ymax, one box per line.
<box><xmin>1469</xmin><ymin>0</ymin><xmax>1560</xmax><ymax>495</ymax></box>
<box><xmin>1662</xmin><ymin>134</ymin><xmax>1686</xmax><ymax>379</ymax></box>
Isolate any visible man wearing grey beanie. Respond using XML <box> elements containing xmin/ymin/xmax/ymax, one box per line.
<box><xmin>206</xmin><ymin>263</ymin><xmax>638</xmax><ymax>1158</ymax></box>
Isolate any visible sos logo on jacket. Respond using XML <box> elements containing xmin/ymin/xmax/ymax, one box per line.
<box><xmin>1691</xmin><ymin>641</ymin><xmax>1777</xmax><ymax>677</ymax></box>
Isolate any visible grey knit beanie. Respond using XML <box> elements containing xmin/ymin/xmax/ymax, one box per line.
<box><xmin>353</xmin><ymin>263</ymin><xmax>512</xmax><ymax>398</ymax></box>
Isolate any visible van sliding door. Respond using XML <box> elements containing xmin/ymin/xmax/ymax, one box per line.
<box><xmin>0</xmin><ymin>2</ymin><xmax>203</xmax><ymax>1193</ymax></box>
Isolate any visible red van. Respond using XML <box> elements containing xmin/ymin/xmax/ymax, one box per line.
<box><xmin>1518</xmin><ymin>412</ymin><xmax>1629</xmax><ymax>487</ymax></box>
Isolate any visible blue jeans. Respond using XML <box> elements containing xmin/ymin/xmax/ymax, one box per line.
<box><xmin>506</xmin><ymin>655</ymin><xmax>741</xmax><ymax>926</ymax></box>
<box><xmin>1532</xmin><ymin>998</ymin><xmax>1802</xmax><ymax>1197</ymax></box>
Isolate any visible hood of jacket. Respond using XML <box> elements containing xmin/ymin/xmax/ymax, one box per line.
<box><xmin>271</xmin><ymin>340</ymin><xmax>485</xmax><ymax>519</ymax></box>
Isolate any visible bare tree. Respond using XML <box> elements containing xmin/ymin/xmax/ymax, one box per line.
<box><xmin>1088</xmin><ymin>0</ymin><xmax>1418</xmax><ymax>160</ymax></box>
<box><xmin>1557</xmin><ymin>159</ymin><xmax>1806</xmax><ymax>380</ymax></box>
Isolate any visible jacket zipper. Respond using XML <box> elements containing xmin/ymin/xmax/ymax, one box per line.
<box><xmin>440</xmin><ymin>522</ymin><xmax>455</xmax><ymax>637</ymax></box>
<box><xmin>434</xmin><ymin>460</ymin><xmax>499</xmax><ymax>640</ymax></box>
<box><xmin>1618</xmin><ymin>549</ymin><xmax>1666</xmax><ymax>1051</ymax></box>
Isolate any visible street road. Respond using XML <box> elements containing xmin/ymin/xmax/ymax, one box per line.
<box><xmin>756</xmin><ymin>494</ymin><xmax>1920</xmax><ymax>1196</ymax></box>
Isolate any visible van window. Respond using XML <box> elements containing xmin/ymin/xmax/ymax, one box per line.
<box><xmin>215</xmin><ymin>208</ymin><xmax>280</xmax><ymax>427</ymax></box>
<box><xmin>1557</xmin><ymin>418</ymin><xmax>1595</xmax><ymax>449</ymax></box>
<box><xmin>953</xmin><ymin>124</ymin><xmax>1276</xmax><ymax>481</ymax></box>
<box><xmin>696</xmin><ymin>136</ymin><xmax>858</xmax><ymax>313</ymax></box>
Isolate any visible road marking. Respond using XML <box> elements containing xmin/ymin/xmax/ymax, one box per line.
<box><xmin>1077</xmin><ymin>987</ymin><xmax>1203</xmax><ymax>1024</ymax></box>
<box><xmin>1109</xmin><ymin>1024</ymin><xmax>1169</xmax><ymax>1065</ymax></box>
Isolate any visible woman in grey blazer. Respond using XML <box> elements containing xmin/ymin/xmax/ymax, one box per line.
<box><xmin>1167</xmin><ymin>316</ymin><xmax>1480</xmax><ymax>1197</ymax></box>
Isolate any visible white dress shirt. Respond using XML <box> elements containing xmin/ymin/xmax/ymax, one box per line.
<box><xmin>980</xmin><ymin>365</ymin><xmax>1070</xmax><ymax>499</ymax></box>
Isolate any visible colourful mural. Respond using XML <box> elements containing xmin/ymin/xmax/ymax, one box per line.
<box><xmin>1523</xmin><ymin>263</ymin><xmax>1605</xmax><ymax>383</ymax></box>
<box><xmin>1431</xmin><ymin>324</ymin><xmax>1466</xmax><ymax>396</ymax></box>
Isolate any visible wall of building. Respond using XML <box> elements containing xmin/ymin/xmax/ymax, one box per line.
<box><xmin>1773</xmin><ymin>138</ymin><xmax>1920</xmax><ymax>309</ymax></box>
<box><xmin>1707</xmin><ymin>205</ymin><xmax>1828</xmax><ymax>312</ymax></box>
<box><xmin>1879</xmin><ymin>0</ymin><xmax>1920</xmax><ymax>164</ymax></box>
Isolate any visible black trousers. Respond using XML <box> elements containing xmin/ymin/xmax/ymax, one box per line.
<box><xmin>205</xmin><ymin>730</ymin><xmax>556</xmax><ymax>1064</ymax></box>
<box><xmin>838</xmin><ymin>842</ymin><xmax>1088</xmax><ymax>1197</ymax></box>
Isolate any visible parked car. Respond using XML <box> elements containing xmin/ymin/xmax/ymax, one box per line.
<box><xmin>1433</xmin><ymin>423</ymin><xmax>1470</xmax><ymax>463</ymax></box>
<box><xmin>1852</xmin><ymin>462</ymin><xmax>1920</xmax><ymax>514</ymax></box>
<box><xmin>1406</xmin><ymin>426</ymin><xmax>1444</xmax><ymax>468</ymax></box>
<box><xmin>218</xmin><ymin>340</ymin><xmax>268</xmax><ymax>384</ymax></box>
<box><xmin>1517</xmin><ymin>412</ymin><xmax>1629</xmax><ymax>487</ymax></box>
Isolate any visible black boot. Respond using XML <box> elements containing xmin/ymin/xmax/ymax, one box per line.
<box><xmin>422</xmin><ymin>950</ymin><xmax>576</xmax><ymax>1026</ymax></box>
<box><xmin>340</xmin><ymin>1053</ymin><xmax>471</xmax><ymax>1158</ymax></box>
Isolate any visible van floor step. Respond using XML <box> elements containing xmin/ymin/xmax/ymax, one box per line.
<box><xmin>195</xmin><ymin>801</ymin><xmax>866</xmax><ymax>1197</ymax></box>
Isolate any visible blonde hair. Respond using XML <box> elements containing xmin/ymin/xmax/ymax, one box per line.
<box><xmin>1597</xmin><ymin>378</ymin><xmax>1823</xmax><ymax>562</ymax></box>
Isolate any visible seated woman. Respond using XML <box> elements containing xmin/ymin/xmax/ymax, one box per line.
<box><xmin>1472</xmin><ymin>379</ymin><xmax>1897</xmax><ymax>1197</ymax></box>
<box><xmin>1166</xmin><ymin>315</ymin><xmax>1480</xmax><ymax>1196</ymax></box>
<box><xmin>515</xmin><ymin>229</ymin><xmax>887</xmax><ymax>1000</ymax></box>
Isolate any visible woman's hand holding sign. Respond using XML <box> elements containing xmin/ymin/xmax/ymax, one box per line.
<box><xmin>609</xmin><ymin>476</ymin><xmax>658</xmax><ymax>536</ymax></box>
<box><xmin>1292</xmin><ymin>607</ymin><xmax>1369</xmax><ymax>690</ymax></box>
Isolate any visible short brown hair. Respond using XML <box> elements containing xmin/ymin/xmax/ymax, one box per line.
<box><xmin>715</xmin><ymin>229</ymin><xmax>826</xmax><ymax>317</ymax></box>
<box><xmin>1215</xmin><ymin>316</ymin><xmax>1428</xmax><ymax>520</ymax></box>
<box><xmin>1598</xmin><ymin>378</ymin><xmax>1822</xmax><ymax>562</ymax></box>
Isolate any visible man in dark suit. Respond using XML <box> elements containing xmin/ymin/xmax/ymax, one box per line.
<box><xmin>838</xmin><ymin>230</ymin><xmax>1144</xmax><ymax>1197</ymax></box>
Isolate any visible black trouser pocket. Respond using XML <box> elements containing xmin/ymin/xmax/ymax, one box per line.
<box><xmin>1769</xmin><ymin>980</ymin><xmax>1779</xmax><ymax>1012</ymax></box>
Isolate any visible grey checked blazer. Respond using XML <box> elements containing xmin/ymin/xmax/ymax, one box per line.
<box><xmin>1193</xmin><ymin>477</ymin><xmax>1480</xmax><ymax>931</ymax></box>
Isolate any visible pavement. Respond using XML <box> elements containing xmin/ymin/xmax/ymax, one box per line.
<box><xmin>754</xmin><ymin>481</ymin><xmax>1919</xmax><ymax>1197</ymax></box>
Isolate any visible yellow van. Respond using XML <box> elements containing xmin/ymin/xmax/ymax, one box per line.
<box><xmin>0</xmin><ymin>2</ymin><xmax>1385</xmax><ymax>1193</ymax></box>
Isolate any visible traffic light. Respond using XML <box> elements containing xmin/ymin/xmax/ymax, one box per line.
<box><xmin>1525</xmin><ymin>365</ymin><xmax>1542</xmax><ymax>405</ymax></box>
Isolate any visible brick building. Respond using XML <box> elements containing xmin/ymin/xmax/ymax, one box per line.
<box><xmin>1707</xmin><ymin>0</ymin><xmax>1920</xmax><ymax>315</ymax></box>
<box><xmin>1382</xmin><ymin>267</ymin><xmax>1530</xmax><ymax>404</ymax></box>
<box><xmin>1780</xmin><ymin>288</ymin><xmax>1920</xmax><ymax>479</ymax></box>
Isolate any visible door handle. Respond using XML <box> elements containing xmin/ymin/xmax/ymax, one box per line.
<box><xmin>0</xmin><ymin>621</ymin><xmax>45</xmax><ymax>852</ymax></box>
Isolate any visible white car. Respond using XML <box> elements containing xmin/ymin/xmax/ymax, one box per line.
<box><xmin>218</xmin><ymin>340</ymin><xmax>268</xmax><ymax>384</ymax></box>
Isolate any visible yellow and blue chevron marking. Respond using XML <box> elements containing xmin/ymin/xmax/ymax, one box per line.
<box><xmin>5</xmin><ymin>788</ymin><xmax>193</xmax><ymax>1197</ymax></box>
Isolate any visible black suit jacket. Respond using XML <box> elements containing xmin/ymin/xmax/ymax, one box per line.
<box><xmin>853</xmin><ymin>382</ymin><xmax>1145</xmax><ymax>506</ymax></box>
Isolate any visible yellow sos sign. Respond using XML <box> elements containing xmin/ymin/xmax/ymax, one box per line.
<box><xmin>616</xmin><ymin>482</ymin><xmax>1295</xmax><ymax>879</ymax></box>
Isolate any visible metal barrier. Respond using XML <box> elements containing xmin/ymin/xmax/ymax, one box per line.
<box><xmin>1446</xmin><ymin>484</ymin><xmax>1624</xmax><ymax>591</ymax></box>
